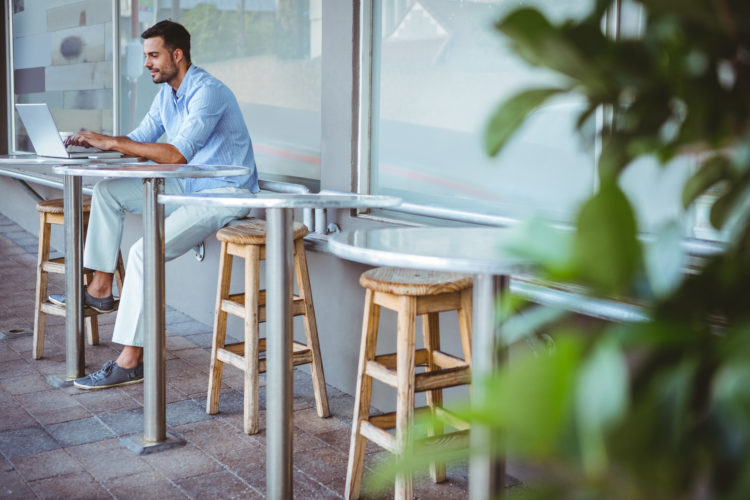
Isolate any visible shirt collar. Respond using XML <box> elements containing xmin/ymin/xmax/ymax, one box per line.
<box><xmin>172</xmin><ymin>64</ymin><xmax>196</xmax><ymax>101</ymax></box>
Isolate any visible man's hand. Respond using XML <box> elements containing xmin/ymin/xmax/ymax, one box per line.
<box><xmin>65</xmin><ymin>131</ymin><xmax>116</xmax><ymax>151</ymax></box>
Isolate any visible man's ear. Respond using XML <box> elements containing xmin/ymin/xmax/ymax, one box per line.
<box><xmin>173</xmin><ymin>48</ymin><xmax>184</xmax><ymax>64</ymax></box>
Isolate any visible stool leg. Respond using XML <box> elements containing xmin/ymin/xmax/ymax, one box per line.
<box><xmin>293</xmin><ymin>239</ymin><xmax>330</xmax><ymax>418</ymax></box>
<box><xmin>207</xmin><ymin>241</ymin><xmax>233</xmax><ymax>416</ymax></box>
<box><xmin>422</xmin><ymin>311</ymin><xmax>446</xmax><ymax>483</ymax></box>
<box><xmin>243</xmin><ymin>244</ymin><xmax>261</xmax><ymax>434</ymax></box>
<box><xmin>458</xmin><ymin>288</ymin><xmax>473</xmax><ymax>364</ymax></box>
<box><xmin>83</xmin><ymin>270</ymin><xmax>99</xmax><ymax>346</ymax></box>
<box><xmin>345</xmin><ymin>289</ymin><xmax>381</xmax><ymax>500</ymax></box>
<box><xmin>395</xmin><ymin>296</ymin><xmax>417</xmax><ymax>500</ymax></box>
<box><xmin>114</xmin><ymin>251</ymin><xmax>126</xmax><ymax>296</ymax></box>
<box><xmin>33</xmin><ymin>214</ymin><xmax>51</xmax><ymax>360</ymax></box>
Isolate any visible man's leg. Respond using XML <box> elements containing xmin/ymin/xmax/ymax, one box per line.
<box><xmin>83</xmin><ymin>177</ymin><xmax>146</xmax><ymax>299</ymax></box>
<box><xmin>77</xmin><ymin>186</ymin><xmax>252</xmax><ymax>389</ymax></box>
<box><xmin>111</xmin><ymin>186</ymin><xmax>253</xmax><ymax>350</ymax></box>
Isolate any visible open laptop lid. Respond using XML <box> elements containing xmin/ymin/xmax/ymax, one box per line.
<box><xmin>15</xmin><ymin>103</ymin><xmax>123</xmax><ymax>158</ymax></box>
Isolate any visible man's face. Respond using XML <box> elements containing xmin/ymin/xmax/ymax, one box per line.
<box><xmin>143</xmin><ymin>37</ymin><xmax>178</xmax><ymax>84</ymax></box>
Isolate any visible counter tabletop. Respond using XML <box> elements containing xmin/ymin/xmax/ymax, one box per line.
<box><xmin>329</xmin><ymin>226</ymin><xmax>533</xmax><ymax>276</ymax></box>
<box><xmin>52</xmin><ymin>163</ymin><xmax>251</xmax><ymax>178</ymax></box>
<box><xmin>159</xmin><ymin>192</ymin><xmax>402</xmax><ymax>209</ymax></box>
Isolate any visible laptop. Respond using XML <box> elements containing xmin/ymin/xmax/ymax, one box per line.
<box><xmin>15</xmin><ymin>103</ymin><xmax>124</xmax><ymax>159</ymax></box>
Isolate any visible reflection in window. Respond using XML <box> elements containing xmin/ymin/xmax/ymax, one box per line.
<box><xmin>11</xmin><ymin>0</ymin><xmax>114</xmax><ymax>152</ymax></box>
<box><xmin>119</xmin><ymin>0</ymin><xmax>322</xmax><ymax>181</ymax></box>
<box><xmin>369</xmin><ymin>0</ymin><xmax>596</xmax><ymax>223</ymax></box>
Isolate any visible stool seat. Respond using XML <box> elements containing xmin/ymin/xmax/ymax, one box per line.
<box><xmin>217</xmin><ymin>220</ymin><xmax>308</xmax><ymax>244</ymax></box>
<box><xmin>360</xmin><ymin>267</ymin><xmax>472</xmax><ymax>296</ymax></box>
<box><xmin>36</xmin><ymin>197</ymin><xmax>92</xmax><ymax>214</ymax></box>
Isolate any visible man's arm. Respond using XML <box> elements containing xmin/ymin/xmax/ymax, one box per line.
<box><xmin>68</xmin><ymin>131</ymin><xmax>186</xmax><ymax>164</ymax></box>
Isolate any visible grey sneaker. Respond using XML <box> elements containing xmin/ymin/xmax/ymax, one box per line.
<box><xmin>49</xmin><ymin>286</ymin><xmax>116</xmax><ymax>313</ymax></box>
<box><xmin>73</xmin><ymin>360</ymin><xmax>143</xmax><ymax>390</ymax></box>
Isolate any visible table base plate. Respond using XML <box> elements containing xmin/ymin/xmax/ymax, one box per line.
<box><xmin>45</xmin><ymin>375</ymin><xmax>74</xmax><ymax>388</ymax></box>
<box><xmin>120</xmin><ymin>432</ymin><xmax>186</xmax><ymax>455</ymax></box>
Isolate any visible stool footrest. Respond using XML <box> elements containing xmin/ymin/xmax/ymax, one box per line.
<box><xmin>366</xmin><ymin>359</ymin><xmax>471</xmax><ymax>392</ymax></box>
<box><xmin>222</xmin><ymin>292</ymin><xmax>306</xmax><ymax>320</ymax></box>
<box><xmin>362</xmin><ymin>410</ymin><xmax>470</xmax><ymax>453</ymax></box>
<box><xmin>41</xmin><ymin>261</ymin><xmax>65</xmax><ymax>274</ymax></box>
<box><xmin>217</xmin><ymin>341</ymin><xmax>313</xmax><ymax>372</ymax></box>
<box><xmin>360</xmin><ymin>420</ymin><xmax>398</xmax><ymax>453</ymax></box>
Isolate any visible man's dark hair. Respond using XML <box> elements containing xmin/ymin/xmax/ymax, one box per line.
<box><xmin>141</xmin><ymin>20</ymin><xmax>191</xmax><ymax>63</ymax></box>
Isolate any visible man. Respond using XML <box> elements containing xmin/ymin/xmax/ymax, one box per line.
<box><xmin>50</xmin><ymin>20</ymin><xmax>258</xmax><ymax>389</ymax></box>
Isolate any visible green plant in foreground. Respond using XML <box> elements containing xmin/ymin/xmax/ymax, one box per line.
<box><xmin>373</xmin><ymin>1</ymin><xmax>750</xmax><ymax>498</ymax></box>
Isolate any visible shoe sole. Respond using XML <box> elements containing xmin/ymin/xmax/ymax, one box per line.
<box><xmin>48</xmin><ymin>296</ymin><xmax>116</xmax><ymax>314</ymax></box>
<box><xmin>73</xmin><ymin>378</ymin><xmax>143</xmax><ymax>390</ymax></box>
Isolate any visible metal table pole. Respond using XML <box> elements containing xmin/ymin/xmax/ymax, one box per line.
<box><xmin>63</xmin><ymin>174</ymin><xmax>85</xmax><ymax>379</ymax></box>
<box><xmin>469</xmin><ymin>273</ymin><xmax>508</xmax><ymax>500</ymax></box>
<box><xmin>143</xmin><ymin>177</ymin><xmax>166</xmax><ymax>443</ymax></box>
<box><xmin>266</xmin><ymin>207</ymin><xmax>294</xmax><ymax>499</ymax></box>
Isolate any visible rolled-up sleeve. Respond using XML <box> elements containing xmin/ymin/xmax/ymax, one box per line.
<box><xmin>171</xmin><ymin>86</ymin><xmax>228</xmax><ymax>163</ymax></box>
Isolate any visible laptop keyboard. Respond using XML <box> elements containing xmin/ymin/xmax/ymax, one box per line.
<box><xmin>66</xmin><ymin>145</ymin><xmax>103</xmax><ymax>153</ymax></box>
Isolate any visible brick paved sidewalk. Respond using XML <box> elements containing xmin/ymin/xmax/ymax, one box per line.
<box><xmin>0</xmin><ymin>213</ymin><xmax>479</xmax><ymax>499</ymax></box>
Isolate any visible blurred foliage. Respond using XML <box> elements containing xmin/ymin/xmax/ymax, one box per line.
<box><xmin>374</xmin><ymin>1</ymin><xmax>750</xmax><ymax>498</ymax></box>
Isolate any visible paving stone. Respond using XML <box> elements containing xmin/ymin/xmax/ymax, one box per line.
<box><xmin>104</xmin><ymin>469</ymin><xmax>187</xmax><ymax>499</ymax></box>
<box><xmin>165</xmin><ymin>335</ymin><xmax>199</xmax><ymax>351</ymax></box>
<box><xmin>11</xmin><ymin>448</ymin><xmax>84</xmax><ymax>481</ymax></box>
<box><xmin>47</xmin><ymin>416</ymin><xmax>117</xmax><ymax>447</ymax></box>
<box><xmin>0</xmin><ymin>467</ymin><xmax>37</xmax><ymax>499</ymax></box>
<box><xmin>0</xmin><ymin>427</ymin><xmax>60</xmax><ymax>459</ymax></box>
<box><xmin>0</xmin><ymin>405</ymin><xmax>39</xmax><ymax>433</ymax></box>
<box><xmin>166</xmin><ymin>399</ymin><xmax>213</xmax><ymax>427</ymax></box>
<box><xmin>182</xmin><ymin>332</ymin><xmax>214</xmax><ymax>349</ymax></box>
<box><xmin>0</xmin><ymin>358</ymin><xmax>37</xmax><ymax>379</ymax></box>
<box><xmin>142</xmin><ymin>444</ymin><xmax>223</xmax><ymax>480</ymax></box>
<box><xmin>98</xmin><ymin>408</ymin><xmax>144</xmax><ymax>437</ymax></box>
<box><xmin>176</xmin><ymin>469</ymin><xmax>261</xmax><ymax>499</ymax></box>
<box><xmin>28</xmin><ymin>471</ymin><xmax>110</xmax><ymax>499</ymax></box>
<box><xmin>294</xmin><ymin>444</ymin><xmax>351</xmax><ymax>492</ymax></box>
<box><xmin>71</xmin><ymin>387</ymin><xmax>141</xmax><ymax>414</ymax></box>
<box><xmin>66</xmin><ymin>438</ymin><xmax>152</xmax><ymax>482</ymax></box>
<box><xmin>1</xmin><ymin>373</ymin><xmax>53</xmax><ymax>395</ymax></box>
<box><xmin>173</xmin><ymin>419</ymin><xmax>260</xmax><ymax>457</ymax></box>
<box><xmin>30</xmin><ymin>404</ymin><xmax>94</xmax><ymax>426</ymax></box>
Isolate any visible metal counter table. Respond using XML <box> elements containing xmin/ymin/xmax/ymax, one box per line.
<box><xmin>52</xmin><ymin>163</ymin><xmax>251</xmax><ymax>453</ymax></box>
<box><xmin>158</xmin><ymin>192</ymin><xmax>401</xmax><ymax>499</ymax></box>
<box><xmin>328</xmin><ymin>226</ymin><xmax>532</xmax><ymax>500</ymax></box>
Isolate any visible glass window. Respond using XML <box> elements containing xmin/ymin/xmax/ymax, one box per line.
<box><xmin>118</xmin><ymin>0</ymin><xmax>322</xmax><ymax>181</ymax></box>
<box><xmin>367</xmin><ymin>0</ymin><xmax>596</xmax><ymax>224</ymax></box>
<box><xmin>10</xmin><ymin>0</ymin><xmax>115</xmax><ymax>152</ymax></box>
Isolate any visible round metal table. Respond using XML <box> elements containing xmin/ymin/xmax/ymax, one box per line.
<box><xmin>329</xmin><ymin>226</ymin><xmax>532</xmax><ymax>500</ymax></box>
<box><xmin>158</xmin><ymin>192</ymin><xmax>401</xmax><ymax>499</ymax></box>
<box><xmin>52</xmin><ymin>163</ymin><xmax>252</xmax><ymax>454</ymax></box>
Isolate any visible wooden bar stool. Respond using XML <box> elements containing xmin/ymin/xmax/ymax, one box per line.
<box><xmin>206</xmin><ymin>219</ymin><xmax>330</xmax><ymax>434</ymax></box>
<box><xmin>345</xmin><ymin>267</ymin><xmax>473</xmax><ymax>500</ymax></box>
<box><xmin>33</xmin><ymin>198</ymin><xmax>125</xmax><ymax>360</ymax></box>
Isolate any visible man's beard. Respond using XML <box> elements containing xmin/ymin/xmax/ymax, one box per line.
<box><xmin>151</xmin><ymin>63</ymin><xmax>177</xmax><ymax>83</ymax></box>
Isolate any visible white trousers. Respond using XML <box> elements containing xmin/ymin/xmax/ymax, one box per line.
<box><xmin>83</xmin><ymin>177</ymin><xmax>252</xmax><ymax>347</ymax></box>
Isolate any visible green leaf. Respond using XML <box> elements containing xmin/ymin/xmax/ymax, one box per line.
<box><xmin>644</xmin><ymin>220</ymin><xmax>687</xmax><ymax>298</ymax></box>
<box><xmin>485</xmin><ymin>88</ymin><xmax>566</xmax><ymax>157</ymax></box>
<box><xmin>573</xmin><ymin>181</ymin><xmax>642</xmax><ymax>294</ymax></box>
<box><xmin>682</xmin><ymin>155</ymin><xmax>731</xmax><ymax>208</ymax></box>
<box><xmin>576</xmin><ymin>339</ymin><xmax>628</xmax><ymax>475</ymax></box>
<box><xmin>710</xmin><ymin>183</ymin><xmax>743</xmax><ymax>229</ymax></box>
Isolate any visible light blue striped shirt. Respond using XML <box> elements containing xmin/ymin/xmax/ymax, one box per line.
<box><xmin>128</xmin><ymin>64</ymin><xmax>259</xmax><ymax>193</ymax></box>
